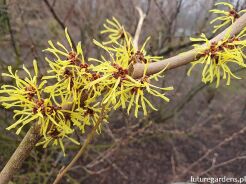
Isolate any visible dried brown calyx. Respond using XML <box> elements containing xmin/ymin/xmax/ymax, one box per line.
<box><xmin>46</xmin><ymin>105</ymin><xmax>61</xmax><ymax>115</ymax></box>
<box><xmin>91</xmin><ymin>72</ymin><xmax>101</xmax><ymax>81</ymax></box>
<box><xmin>131</xmin><ymin>76</ymin><xmax>149</xmax><ymax>94</ymax></box>
<box><xmin>84</xmin><ymin>107</ymin><xmax>94</xmax><ymax>116</ymax></box>
<box><xmin>32</xmin><ymin>99</ymin><xmax>45</xmax><ymax>115</ymax></box>
<box><xmin>229</xmin><ymin>9</ymin><xmax>240</xmax><ymax>19</ymax></box>
<box><xmin>67</xmin><ymin>51</ymin><xmax>80</xmax><ymax>66</ymax></box>
<box><xmin>25</xmin><ymin>85</ymin><xmax>37</xmax><ymax>100</ymax></box>
<box><xmin>129</xmin><ymin>51</ymin><xmax>147</xmax><ymax>64</ymax></box>
<box><xmin>64</xmin><ymin>68</ymin><xmax>72</xmax><ymax>78</ymax></box>
<box><xmin>112</xmin><ymin>63</ymin><xmax>128</xmax><ymax>80</ymax></box>
<box><xmin>48</xmin><ymin>127</ymin><xmax>61</xmax><ymax>139</ymax></box>
<box><xmin>79</xmin><ymin>63</ymin><xmax>89</xmax><ymax>70</ymax></box>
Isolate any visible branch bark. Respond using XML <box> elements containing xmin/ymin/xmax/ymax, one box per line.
<box><xmin>131</xmin><ymin>13</ymin><xmax>246</xmax><ymax>78</ymax></box>
<box><xmin>0</xmin><ymin>124</ymin><xmax>41</xmax><ymax>184</ymax></box>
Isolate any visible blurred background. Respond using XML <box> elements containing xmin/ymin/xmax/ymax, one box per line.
<box><xmin>0</xmin><ymin>0</ymin><xmax>246</xmax><ymax>183</ymax></box>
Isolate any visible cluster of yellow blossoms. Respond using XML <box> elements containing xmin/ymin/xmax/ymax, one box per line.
<box><xmin>0</xmin><ymin>2</ymin><xmax>245</xmax><ymax>154</ymax></box>
<box><xmin>188</xmin><ymin>2</ymin><xmax>246</xmax><ymax>87</ymax></box>
<box><xmin>0</xmin><ymin>18</ymin><xmax>172</xmax><ymax>153</ymax></box>
<box><xmin>210</xmin><ymin>2</ymin><xmax>246</xmax><ymax>33</ymax></box>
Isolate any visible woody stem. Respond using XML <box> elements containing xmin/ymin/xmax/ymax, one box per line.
<box><xmin>0</xmin><ymin>124</ymin><xmax>41</xmax><ymax>184</ymax></box>
<box><xmin>52</xmin><ymin>105</ymin><xmax>107</xmax><ymax>184</ymax></box>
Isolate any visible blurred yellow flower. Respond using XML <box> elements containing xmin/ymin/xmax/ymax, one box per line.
<box><xmin>100</xmin><ymin>17</ymin><xmax>127</xmax><ymax>45</ymax></box>
<box><xmin>210</xmin><ymin>2</ymin><xmax>246</xmax><ymax>33</ymax></box>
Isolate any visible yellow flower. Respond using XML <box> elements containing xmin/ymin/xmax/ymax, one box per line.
<box><xmin>89</xmin><ymin>27</ymin><xmax>173</xmax><ymax>117</ymax></box>
<box><xmin>44</xmin><ymin>28</ymin><xmax>85</xmax><ymax>63</ymax></box>
<box><xmin>0</xmin><ymin>59</ymin><xmax>80</xmax><ymax>154</ymax></box>
<box><xmin>0</xmin><ymin>61</ymin><xmax>45</xmax><ymax>132</ymax></box>
<box><xmin>126</xmin><ymin>71</ymin><xmax>173</xmax><ymax>117</ymax></box>
<box><xmin>188</xmin><ymin>32</ymin><xmax>246</xmax><ymax>87</ymax></box>
<box><xmin>210</xmin><ymin>2</ymin><xmax>246</xmax><ymax>33</ymax></box>
<box><xmin>43</xmin><ymin>28</ymin><xmax>97</xmax><ymax>109</ymax></box>
<box><xmin>0</xmin><ymin>17</ymin><xmax>174</xmax><ymax>155</ymax></box>
<box><xmin>100</xmin><ymin>17</ymin><xmax>127</xmax><ymax>45</ymax></box>
<box><xmin>43</xmin><ymin>27</ymin><xmax>88</xmax><ymax>85</ymax></box>
<box><xmin>70</xmin><ymin>103</ymin><xmax>108</xmax><ymax>134</ymax></box>
<box><xmin>37</xmin><ymin>124</ymin><xmax>80</xmax><ymax>156</ymax></box>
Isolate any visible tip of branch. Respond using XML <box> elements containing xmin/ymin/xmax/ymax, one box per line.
<box><xmin>133</xmin><ymin>6</ymin><xmax>147</xmax><ymax>50</ymax></box>
<box><xmin>135</xmin><ymin>6</ymin><xmax>146</xmax><ymax>19</ymax></box>
<box><xmin>129</xmin><ymin>62</ymin><xmax>145</xmax><ymax>79</ymax></box>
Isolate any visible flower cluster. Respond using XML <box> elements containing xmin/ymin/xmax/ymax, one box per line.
<box><xmin>0</xmin><ymin>61</ymin><xmax>80</xmax><ymax>154</ymax></box>
<box><xmin>188</xmin><ymin>2</ymin><xmax>246</xmax><ymax>87</ymax></box>
<box><xmin>0</xmin><ymin>19</ymin><xmax>173</xmax><ymax>153</ymax></box>
<box><xmin>210</xmin><ymin>2</ymin><xmax>246</xmax><ymax>33</ymax></box>
<box><xmin>2</xmin><ymin>1</ymin><xmax>245</xmax><ymax>154</ymax></box>
<box><xmin>90</xmin><ymin>20</ymin><xmax>172</xmax><ymax>117</ymax></box>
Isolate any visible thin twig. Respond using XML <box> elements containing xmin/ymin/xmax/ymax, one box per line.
<box><xmin>43</xmin><ymin>0</ymin><xmax>65</xmax><ymax>30</ymax></box>
<box><xmin>43</xmin><ymin>0</ymin><xmax>76</xmax><ymax>49</ymax></box>
<box><xmin>17</xmin><ymin>4</ymin><xmax>40</xmax><ymax>62</ymax></box>
<box><xmin>4</xmin><ymin>0</ymin><xmax>21</xmax><ymax>65</ymax></box>
<box><xmin>198</xmin><ymin>155</ymin><xmax>246</xmax><ymax>176</ymax></box>
<box><xmin>52</xmin><ymin>105</ymin><xmax>107</xmax><ymax>184</ymax></box>
<box><xmin>179</xmin><ymin>126</ymin><xmax>246</xmax><ymax>178</ymax></box>
<box><xmin>133</xmin><ymin>7</ymin><xmax>146</xmax><ymax>50</ymax></box>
